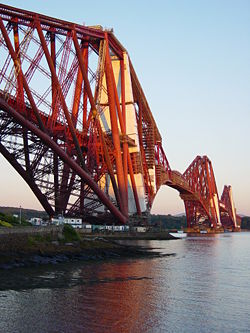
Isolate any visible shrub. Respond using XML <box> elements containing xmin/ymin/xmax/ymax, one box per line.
<box><xmin>63</xmin><ymin>224</ymin><xmax>81</xmax><ymax>242</ymax></box>
<box><xmin>0</xmin><ymin>220</ymin><xmax>13</xmax><ymax>228</ymax></box>
<box><xmin>0</xmin><ymin>212</ymin><xmax>31</xmax><ymax>226</ymax></box>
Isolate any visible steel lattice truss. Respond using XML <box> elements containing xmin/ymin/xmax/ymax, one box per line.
<box><xmin>182</xmin><ymin>156</ymin><xmax>222</xmax><ymax>228</ymax></box>
<box><xmin>220</xmin><ymin>185</ymin><xmax>239</xmax><ymax>229</ymax></box>
<box><xmin>0</xmin><ymin>4</ymin><xmax>240</xmax><ymax>228</ymax></box>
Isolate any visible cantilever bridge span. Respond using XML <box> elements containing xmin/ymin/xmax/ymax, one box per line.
<box><xmin>0</xmin><ymin>5</ymin><xmax>240</xmax><ymax>230</ymax></box>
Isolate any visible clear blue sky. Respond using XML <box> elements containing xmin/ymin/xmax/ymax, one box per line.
<box><xmin>0</xmin><ymin>0</ymin><xmax>249</xmax><ymax>215</ymax></box>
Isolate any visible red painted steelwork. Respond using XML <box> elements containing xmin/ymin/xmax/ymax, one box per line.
<box><xmin>120</xmin><ymin>57</ymin><xmax>129</xmax><ymax>214</ymax></box>
<box><xmin>0</xmin><ymin>98</ymin><xmax>127</xmax><ymax>223</ymax></box>
<box><xmin>182</xmin><ymin>156</ymin><xmax>221</xmax><ymax>228</ymax></box>
<box><xmin>0</xmin><ymin>16</ymin><xmax>46</xmax><ymax>131</ymax></box>
<box><xmin>104</xmin><ymin>33</ymin><xmax>127</xmax><ymax>216</ymax></box>
<box><xmin>0</xmin><ymin>4</ymin><xmax>240</xmax><ymax>227</ymax></box>
<box><xmin>220</xmin><ymin>185</ymin><xmax>240</xmax><ymax>229</ymax></box>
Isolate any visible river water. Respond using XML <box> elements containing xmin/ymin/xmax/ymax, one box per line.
<box><xmin>1</xmin><ymin>232</ymin><xmax>250</xmax><ymax>333</ymax></box>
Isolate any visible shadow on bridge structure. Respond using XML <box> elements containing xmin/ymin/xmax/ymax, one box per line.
<box><xmin>0</xmin><ymin>4</ymin><xmax>241</xmax><ymax>231</ymax></box>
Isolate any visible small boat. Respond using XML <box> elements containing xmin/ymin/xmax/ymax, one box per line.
<box><xmin>200</xmin><ymin>230</ymin><xmax>208</xmax><ymax>234</ymax></box>
<box><xmin>169</xmin><ymin>230</ymin><xmax>187</xmax><ymax>239</ymax></box>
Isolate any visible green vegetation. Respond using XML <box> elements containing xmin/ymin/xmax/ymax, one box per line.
<box><xmin>0</xmin><ymin>211</ymin><xmax>31</xmax><ymax>226</ymax></box>
<box><xmin>0</xmin><ymin>206</ymin><xmax>48</xmax><ymax>220</ymax></box>
<box><xmin>241</xmin><ymin>217</ymin><xmax>250</xmax><ymax>230</ymax></box>
<box><xmin>0</xmin><ymin>220</ymin><xmax>13</xmax><ymax>228</ymax></box>
<box><xmin>62</xmin><ymin>224</ymin><xmax>81</xmax><ymax>242</ymax></box>
<box><xmin>27</xmin><ymin>234</ymin><xmax>52</xmax><ymax>246</ymax></box>
<box><xmin>150</xmin><ymin>214</ymin><xmax>186</xmax><ymax>230</ymax></box>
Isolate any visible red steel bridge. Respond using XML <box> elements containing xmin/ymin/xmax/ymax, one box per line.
<box><xmin>0</xmin><ymin>4</ymin><xmax>241</xmax><ymax>230</ymax></box>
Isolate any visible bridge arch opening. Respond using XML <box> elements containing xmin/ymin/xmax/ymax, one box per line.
<box><xmin>151</xmin><ymin>186</ymin><xmax>185</xmax><ymax>216</ymax></box>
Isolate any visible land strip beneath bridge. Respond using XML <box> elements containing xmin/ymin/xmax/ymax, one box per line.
<box><xmin>0</xmin><ymin>226</ymin><xmax>175</xmax><ymax>270</ymax></box>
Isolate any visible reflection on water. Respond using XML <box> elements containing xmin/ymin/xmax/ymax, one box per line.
<box><xmin>1</xmin><ymin>233</ymin><xmax>250</xmax><ymax>332</ymax></box>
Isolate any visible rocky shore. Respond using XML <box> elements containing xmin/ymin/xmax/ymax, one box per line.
<box><xmin>0</xmin><ymin>226</ymin><xmax>175</xmax><ymax>269</ymax></box>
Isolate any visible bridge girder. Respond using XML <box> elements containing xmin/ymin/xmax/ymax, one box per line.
<box><xmin>0</xmin><ymin>4</ymin><xmax>240</xmax><ymax>228</ymax></box>
<box><xmin>0</xmin><ymin>4</ymin><xmax>163</xmax><ymax>222</ymax></box>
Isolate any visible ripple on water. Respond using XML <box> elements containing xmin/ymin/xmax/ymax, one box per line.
<box><xmin>1</xmin><ymin>233</ymin><xmax>250</xmax><ymax>333</ymax></box>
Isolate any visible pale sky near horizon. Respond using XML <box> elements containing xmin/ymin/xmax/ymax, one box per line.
<box><xmin>0</xmin><ymin>0</ymin><xmax>249</xmax><ymax>216</ymax></box>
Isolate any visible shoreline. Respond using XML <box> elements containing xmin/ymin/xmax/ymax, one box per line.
<box><xmin>0</xmin><ymin>227</ymin><xmax>176</xmax><ymax>269</ymax></box>
<box><xmin>0</xmin><ymin>240</ymin><xmax>175</xmax><ymax>270</ymax></box>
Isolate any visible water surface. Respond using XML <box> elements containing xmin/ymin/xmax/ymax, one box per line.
<box><xmin>1</xmin><ymin>232</ymin><xmax>250</xmax><ymax>332</ymax></box>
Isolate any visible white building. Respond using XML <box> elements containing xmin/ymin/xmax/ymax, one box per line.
<box><xmin>51</xmin><ymin>217</ymin><xmax>83</xmax><ymax>228</ymax></box>
<box><xmin>30</xmin><ymin>217</ymin><xmax>43</xmax><ymax>226</ymax></box>
<box><xmin>63</xmin><ymin>218</ymin><xmax>82</xmax><ymax>227</ymax></box>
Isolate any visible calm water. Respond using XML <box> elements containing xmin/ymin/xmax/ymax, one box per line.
<box><xmin>1</xmin><ymin>233</ymin><xmax>250</xmax><ymax>333</ymax></box>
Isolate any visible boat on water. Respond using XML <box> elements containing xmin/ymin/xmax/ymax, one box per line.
<box><xmin>169</xmin><ymin>230</ymin><xmax>187</xmax><ymax>239</ymax></box>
